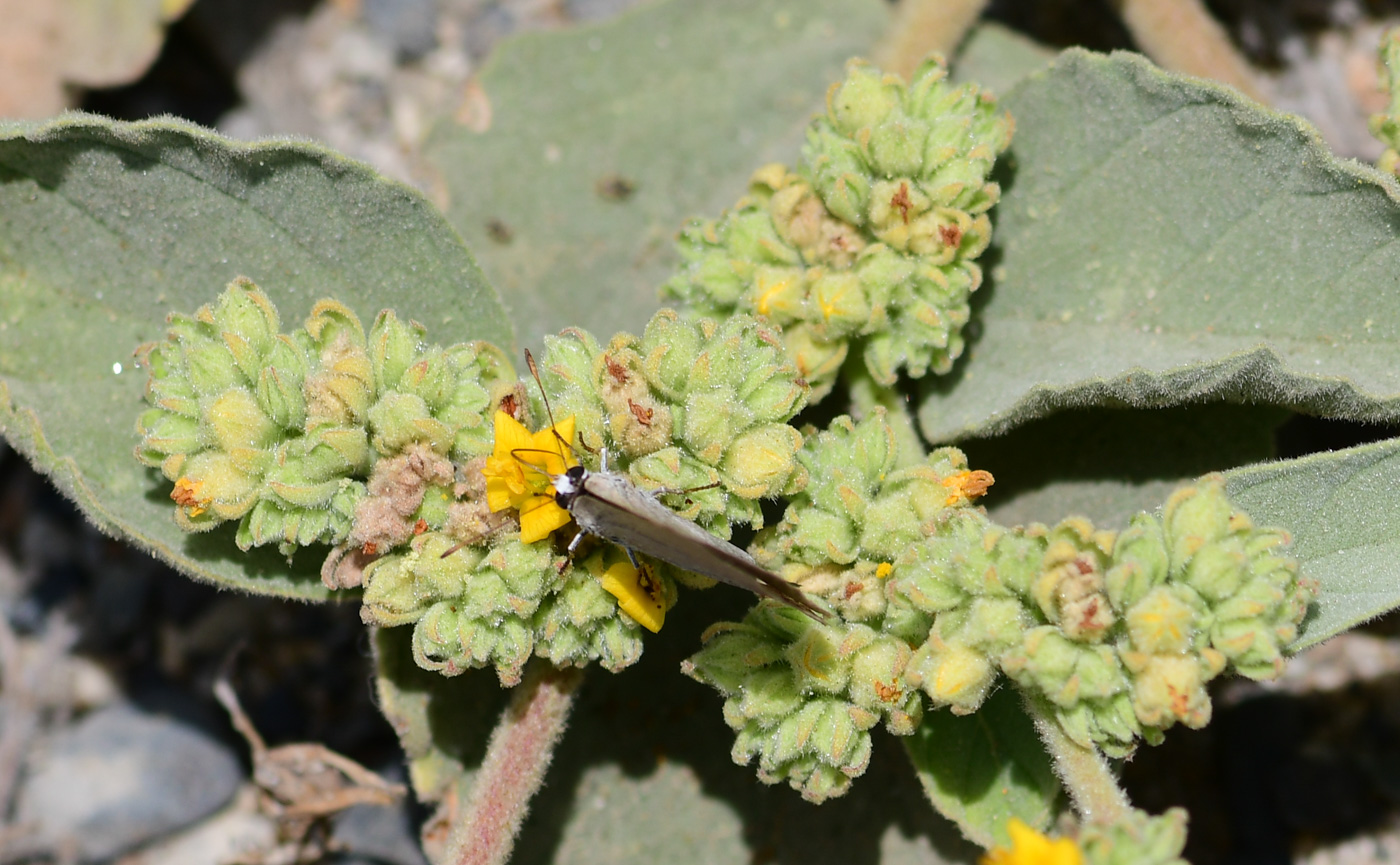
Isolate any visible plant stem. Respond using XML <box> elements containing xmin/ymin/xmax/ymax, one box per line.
<box><xmin>1113</xmin><ymin>0</ymin><xmax>1264</xmax><ymax>103</ymax></box>
<box><xmin>443</xmin><ymin>662</ymin><xmax>584</xmax><ymax>865</ymax></box>
<box><xmin>846</xmin><ymin>367</ymin><xmax>926</xmax><ymax>467</ymax></box>
<box><xmin>1022</xmin><ymin>694</ymin><xmax>1129</xmax><ymax>826</ymax></box>
<box><xmin>875</xmin><ymin>0</ymin><xmax>990</xmax><ymax>80</ymax></box>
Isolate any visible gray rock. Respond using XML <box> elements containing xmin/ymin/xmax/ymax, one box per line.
<box><xmin>14</xmin><ymin>703</ymin><xmax>242</xmax><ymax>862</ymax></box>
<box><xmin>332</xmin><ymin>768</ymin><xmax>429</xmax><ymax>865</ymax></box>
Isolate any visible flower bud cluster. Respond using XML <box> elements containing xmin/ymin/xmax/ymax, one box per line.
<box><xmin>665</xmin><ymin>56</ymin><xmax>1012</xmax><ymax>396</ymax></box>
<box><xmin>361</xmin><ymin>533</ymin><xmax>663</xmax><ymax>685</ymax></box>
<box><xmin>136</xmin><ymin>279</ymin><xmax>513</xmax><ymax>556</ymax></box>
<box><xmin>751</xmin><ymin>410</ymin><xmax>987</xmax><ymax>624</ymax></box>
<box><xmin>897</xmin><ymin>476</ymin><xmax>1314</xmax><ymax>757</ymax></box>
<box><xmin>683</xmin><ymin>603</ymin><xmax>921</xmax><ymax>803</ymax></box>
<box><xmin>533</xmin><ymin>310</ymin><xmax>809</xmax><ymax>538</ymax></box>
<box><xmin>682</xmin><ymin>412</ymin><xmax>986</xmax><ymax>798</ymax></box>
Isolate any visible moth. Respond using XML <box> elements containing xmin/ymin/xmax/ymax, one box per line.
<box><xmin>524</xmin><ymin>351</ymin><xmax>826</xmax><ymax>621</ymax></box>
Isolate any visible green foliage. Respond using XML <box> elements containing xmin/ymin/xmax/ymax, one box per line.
<box><xmin>8</xmin><ymin>5</ymin><xmax>1400</xmax><ymax>864</ymax></box>
<box><xmin>0</xmin><ymin>115</ymin><xmax>513</xmax><ymax>597</ymax></box>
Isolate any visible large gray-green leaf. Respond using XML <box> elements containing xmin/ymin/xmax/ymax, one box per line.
<box><xmin>1225</xmin><ymin>436</ymin><xmax>1400</xmax><ymax>649</ymax></box>
<box><xmin>422</xmin><ymin>0</ymin><xmax>890</xmax><ymax>345</ymax></box>
<box><xmin>919</xmin><ymin>49</ymin><xmax>1400</xmax><ymax>443</ymax></box>
<box><xmin>962</xmin><ymin>403</ymin><xmax>1285</xmax><ymax>529</ymax></box>
<box><xmin>903</xmin><ymin>688</ymin><xmax>1060</xmax><ymax>850</ymax></box>
<box><xmin>0</xmin><ymin>115</ymin><xmax>513</xmax><ymax>599</ymax></box>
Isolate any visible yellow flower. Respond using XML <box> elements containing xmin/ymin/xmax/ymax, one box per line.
<box><xmin>598</xmin><ymin>557</ymin><xmax>668</xmax><ymax>632</ymax></box>
<box><xmin>981</xmin><ymin>820</ymin><xmax>1083</xmax><ymax>865</ymax></box>
<box><xmin>483</xmin><ymin>410</ymin><xmax>578</xmax><ymax>544</ymax></box>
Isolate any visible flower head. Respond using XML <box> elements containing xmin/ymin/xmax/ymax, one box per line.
<box><xmin>483</xmin><ymin>410</ymin><xmax>578</xmax><ymax>543</ymax></box>
<box><xmin>981</xmin><ymin>819</ymin><xmax>1083</xmax><ymax>865</ymax></box>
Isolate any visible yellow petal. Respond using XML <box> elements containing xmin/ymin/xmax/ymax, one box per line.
<box><xmin>525</xmin><ymin>414</ymin><xmax>577</xmax><ymax>477</ymax></box>
<box><xmin>518</xmin><ymin>494</ymin><xmax>573</xmax><ymax>544</ymax></box>
<box><xmin>492</xmin><ymin>411</ymin><xmax>536</xmax><ymax>461</ymax></box>
<box><xmin>980</xmin><ymin>819</ymin><xmax>1083</xmax><ymax>865</ymax></box>
<box><xmin>599</xmin><ymin>559</ymin><xmax>666</xmax><ymax>632</ymax></box>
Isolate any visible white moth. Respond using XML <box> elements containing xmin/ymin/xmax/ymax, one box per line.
<box><xmin>524</xmin><ymin>352</ymin><xmax>826</xmax><ymax>621</ymax></box>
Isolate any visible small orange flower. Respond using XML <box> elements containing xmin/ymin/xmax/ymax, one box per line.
<box><xmin>171</xmin><ymin>477</ymin><xmax>211</xmax><ymax>518</ymax></box>
<box><xmin>981</xmin><ymin>819</ymin><xmax>1083</xmax><ymax>865</ymax></box>
<box><xmin>482</xmin><ymin>411</ymin><xmax>578</xmax><ymax>544</ymax></box>
<box><xmin>943</xmin><ymin>469</ymin><xmax>995</xmax><ymax>507</ymax></box>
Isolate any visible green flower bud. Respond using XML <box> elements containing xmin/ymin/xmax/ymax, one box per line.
<box><xmin>1162</xmin><ymin>475</ymin><xmax>1236</xmax><ymax>567</ymax></box>
<box><xmin>1123</xmin><ymin>586</ymin><xmax>1202</xmax><ymax>656</ymax></box>
<box><xmin>1031</xmin><ymin>518</ymin><xmax>1116</xmax><ymax>643</ymax></box>
<box><xmin>1120</xmin><ymin>652</ymin><xmax>1212</xmax><ymax>730</ymax></box>
<box><xmin>777</xmin><ymin>325</ymin><xmax>848</xmax><ymax>398</ymax></box>
<box><xmin>136</xmin><ymin>409</ymin><xmax>202</xmax><ymax>463</ymax></box>
<box><xmin>1079</xmin><ymin>807</ymin><xmax>1190</xmax><ymax>865</ymax></box>
<box><xmin>174</xmin><ymin>450</ymin><xmax>262</xmax><ymax>521</ymax></box>
<box><xmin>368</xmin><ymin>391</ymin><xmax>447</xmax><ymax>455</ymax></box>
<box><xmin>368</xmin><ymin>309</ymin><xmax>424</xmax><ymax>393</ymax></box>
<box><xmin>720</xmin><ymin>424</ymin><xmax>804</xmax><ymax>499</ymax></box>
<box><xmin>905</xmin><ymin>635</ymin><xmax>996</xmax><ymax>714</ymax></box>
<box><xmin>827</xmin><ymin>60</ymin><xmax>902</xmax><ymax>133</ymax></box>
<box><xmin>533</xmin><ymin>549</ymin><xmax>661</xmax><ymax>674</ymax></box>
<box><xmin>181</xmin><ymin>328</ymin><xmax>246</xmax><ymax>395</ymax></box>
<box><xmin>257</xmin><ymin>363</ymin><xmax>307</xmax><ymax>431</ymax></box>
<box><xmin>1001</xmin><ymin>626</ymin><xmax>1131</xmax><ymax>719</ymax></box>
<box><xmin>684</xmin><ymin>605</ymin><xmax>914</xmax><ymax>802</ymax></box>
<box><xmin>1106</xmin><ymin>512</ymin><xmax>1170</xmax><ymax>610</ymax></box>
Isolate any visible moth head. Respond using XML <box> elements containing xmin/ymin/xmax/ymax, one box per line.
<box><xmin>554</xmin><ymin>465</ymin><xmax>588</xmax><ymax>503</ymax></box>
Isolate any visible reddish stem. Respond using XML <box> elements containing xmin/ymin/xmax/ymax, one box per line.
<box><xmin>443</xmin><ymin>663</ymin><xmax>584</xmax><ymax>865</ymax></box>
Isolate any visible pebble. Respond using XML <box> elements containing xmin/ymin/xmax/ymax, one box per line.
<box><xmin>334</xmin><ymin>795</ymin><xmax>431</xmax><ymax>865</ymax></box>
<box><xmin>13</xmin><ymin>703</ymin><xmax>243</xmax><ymax>862</ymax></box>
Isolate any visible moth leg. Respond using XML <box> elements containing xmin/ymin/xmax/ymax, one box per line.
<box><xmin>622</xmin><ymin>545</ymin><xmax>640</xmax><ymax>569</ymax></box>
<box><xmin>653</xmin><ymin>480</ymin><xmax>722</xmax><ymax>503</ymax></box>
<box><xmin>566</xmin><ymin>528</ymin><xmax>588</xmax><ymax>556</ymax></box>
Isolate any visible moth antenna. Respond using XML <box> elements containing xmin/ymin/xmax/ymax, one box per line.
<box><xmin>525</xmin><ymin>348</ymin><xmax>575</xmax><ymax>463</ymax></box>
<box><xmin>510</xmin><ymin>447</ymin><xmax>567</xmax><ymax>476</ymax></box>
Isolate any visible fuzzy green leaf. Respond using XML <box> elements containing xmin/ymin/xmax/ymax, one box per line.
<box><xmin>964</xmin><ymin>404</ymin><xmax>1286</xmax><ymax>528</ymax></box>
<box><xmin>422</xmin><ymin>0</ymin><xmax>891</xmax><ymax>344</ymax></box>
<box><xmin>0</xmin><ymin>115</ymin><xmax>513</xmax><ymax>598</ymax></box>
<box><xmin>903</xmin><ymin>687</ymin><xmax>1061</xmax><ymax>849</ymax></box>
<box><xmin>919</xmin><ymin>49</ymin><xmax>1400</xmax><ymax>442</ymax></box>
<box><xmin>1225</xmin><ymin>436</ymin><xmax>1400</xmax><ymax>649</ymax></box>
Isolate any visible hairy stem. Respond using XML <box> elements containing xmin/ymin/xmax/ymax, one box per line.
<box><xmin>846</xmin><ymin>367</ymin><xmax>925</xmax><ymax>468</ymax></box>
<box><xmin>1113</xmin><ymin>0</ymin><xmax>1264</xmax><ymax>102</ymax></box>
<box><xmin>1023</xmin><ymin>695</ymin><xmax>1129</xmax><ymax>825</ymax></box>
<box><xmin>443</xmin><ymin>663</ymin><xmax>585</xmax><ymax>865</ymax></box>
<box><xmin>875</xmin><ymin>0</ymin><xmax>990</xmax><ymax>80</ymax></box>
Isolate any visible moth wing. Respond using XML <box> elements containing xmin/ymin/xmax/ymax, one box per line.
<box><xmin>572</xmin><ymin>474</ymin><xmax>825</xmax><ymax>619</ymax></box>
